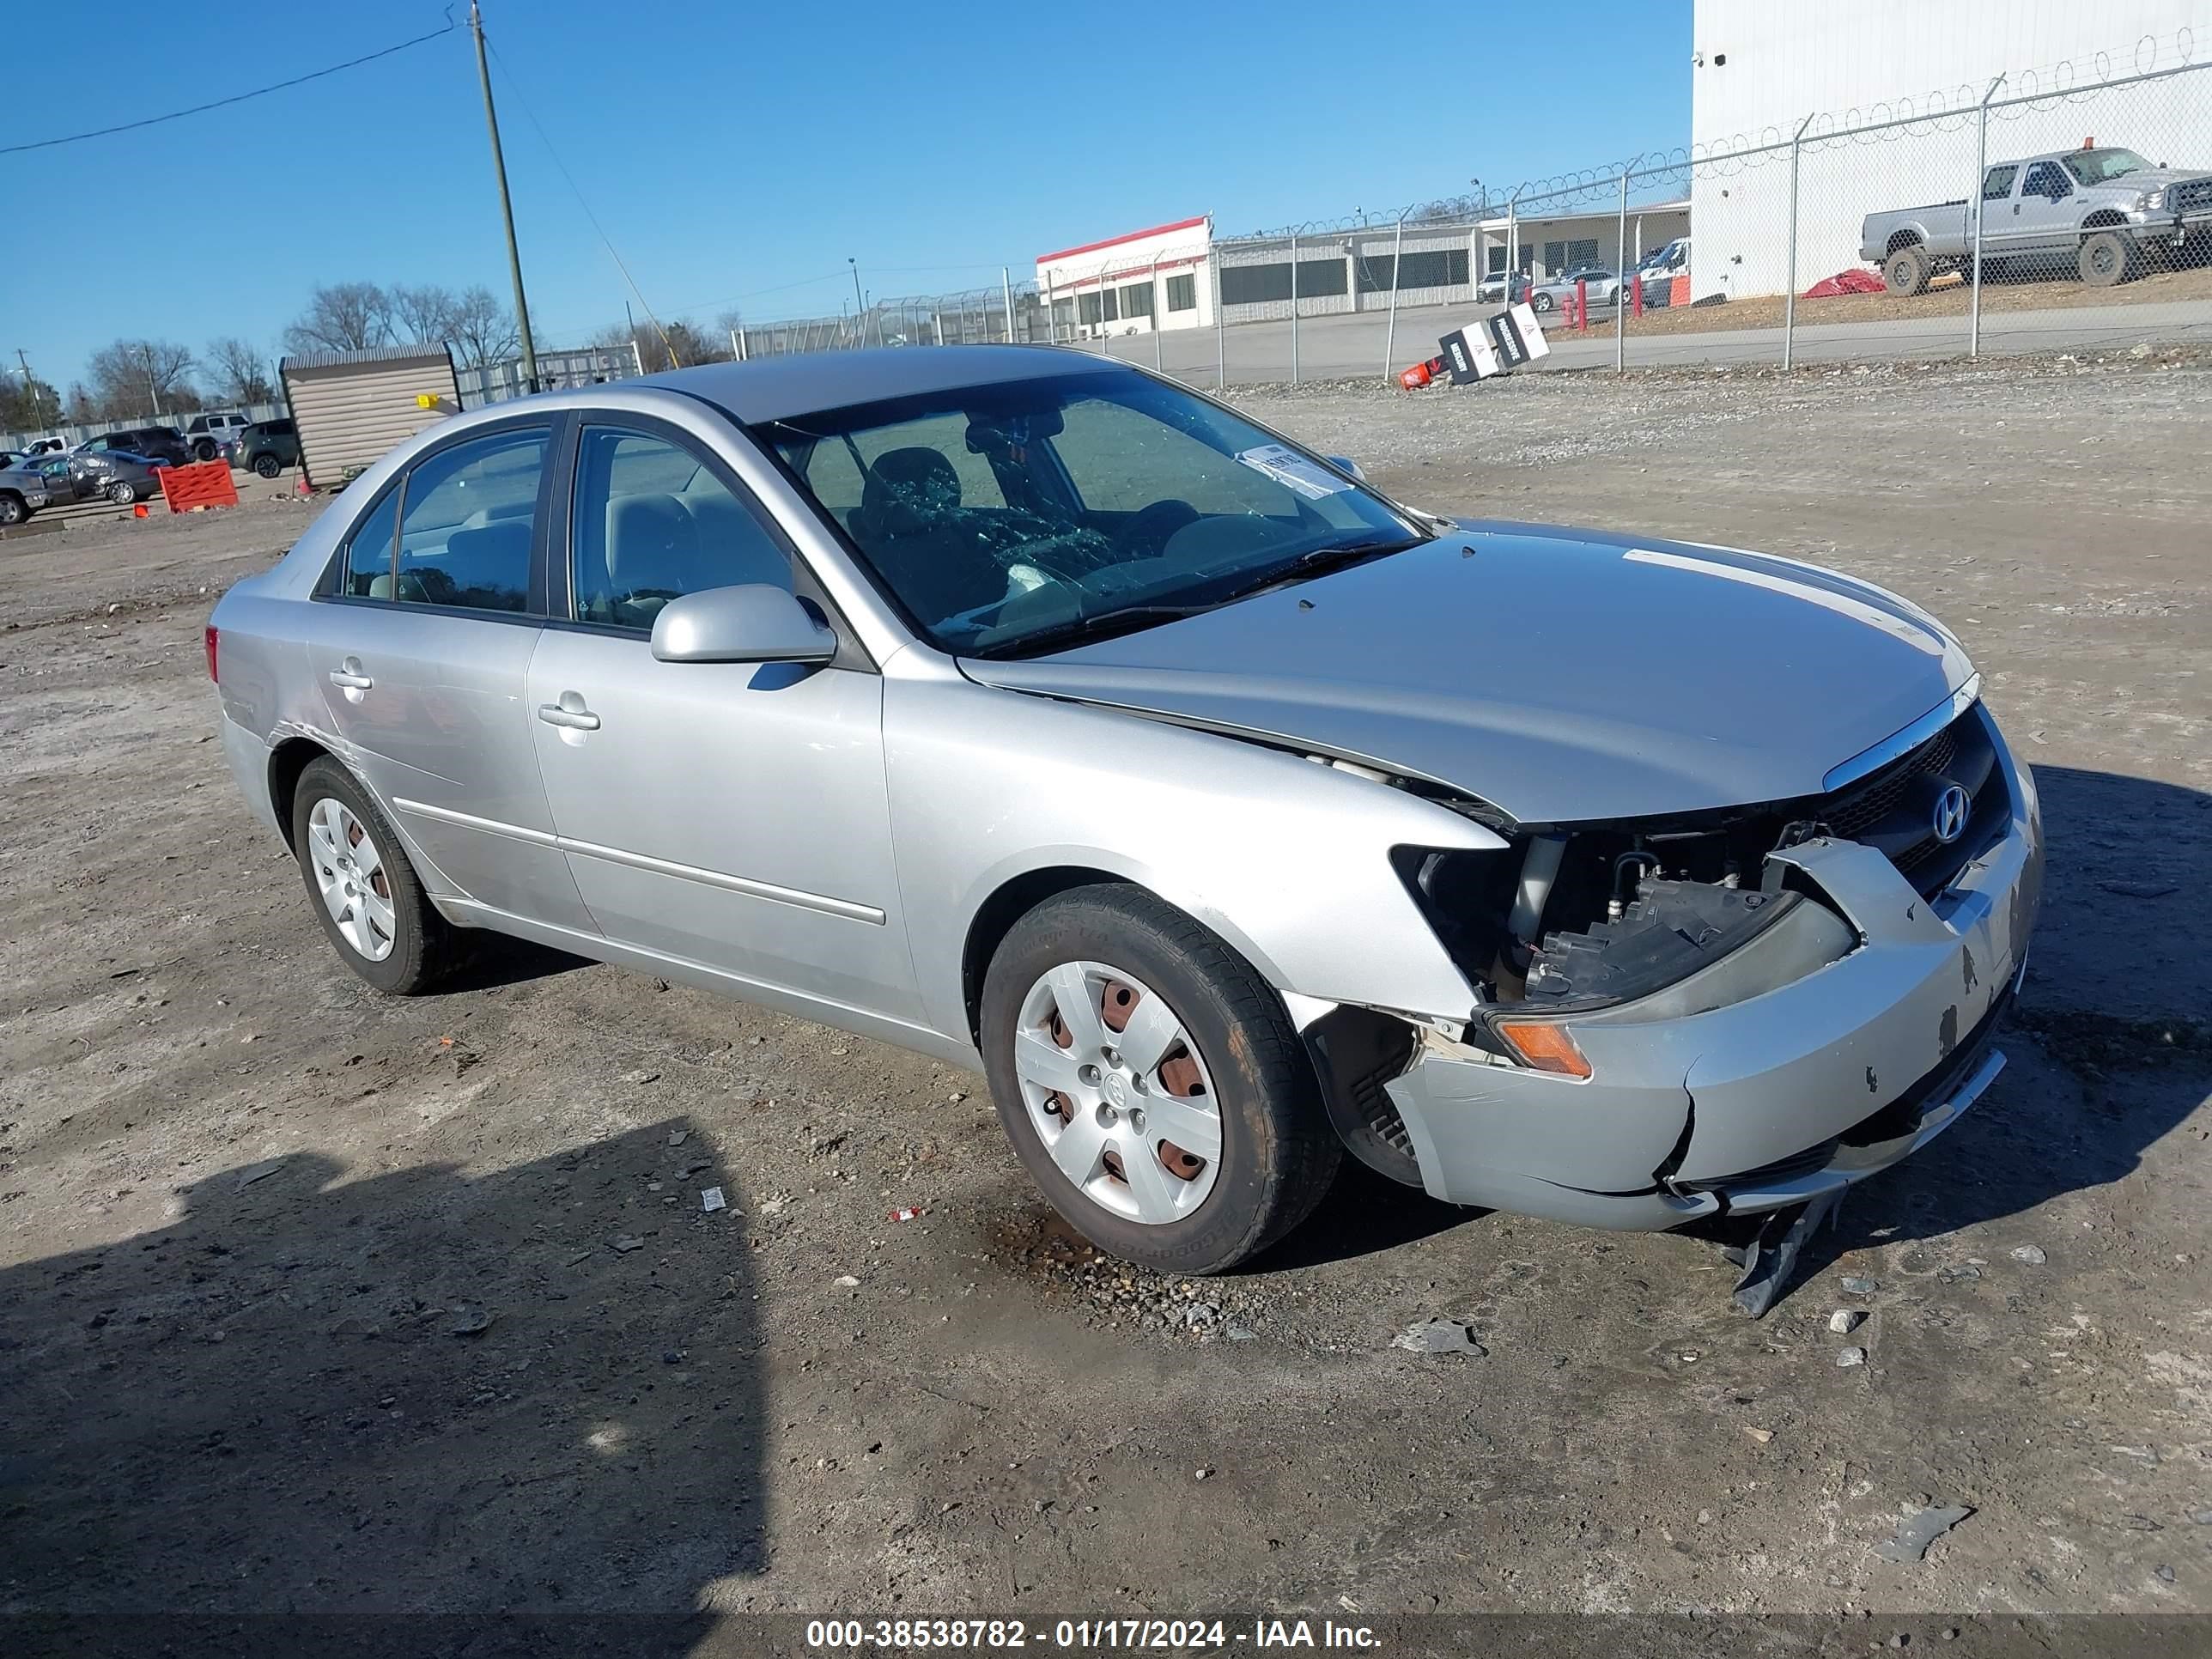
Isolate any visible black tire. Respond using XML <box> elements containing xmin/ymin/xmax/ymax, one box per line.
<box><xmin>191</xmin><ymin>439</ymin><xmax>216</xmax><ymax>462</ymax></box>
<box><xmin>2078</xmin><ymin>229</ymin><xmax>2134</xmax><ymax>287</ymax></box>
<box><xmin>979</xmin><ymin>884</ymin><xmax>1340</xmax><ymax>1275</ymax></box>
<box><xmin>289</xmin><ymin>756</ymin><xmax>465</xmax><ymax>994</ymax></box>
<box><xmin>252</xmin><ymin>452</ymin><xmax>282</xmax><ymax>479</ymax></box>
<box><xmin>0</xmin><ymin>491</ymin><xmax>25</xmax><ymax>526</ymax></box>
<box><xmin>106</xmin><ymin>480</ymin><xmax>137</xmax><ymax>506</ymax></box>
<box><xmin>1883</xmin><ymin>244</ymin><xmax>1930</xmax><ymax>297</ymax></box>
<box><xmin>1531</xmin><ymin>292</ymin><xmax>1556</xmax><ymax>313</ymax></box>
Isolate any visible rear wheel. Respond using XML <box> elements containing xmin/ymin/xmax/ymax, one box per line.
<box><xmin>1531</xmin><ymin>292</ymin><xmax>1556</xmax><ymax>313</ymax></box>
<box><xmin>191</xmin><ymin>439</ymin><xmax>216</xmax><ymax>462</ymax></box>
<box><xmin>980</xmin><ymin>884</ymin><xmax>1340</xmax><ymax>1275</ymax></box>
<box><xmin>289</xmin><ymin>756</ymin><xmax>464</xmax><ymax>994</ymax></box>
<box><xmin>1883</xmin><ymin>244</ymin><xmax>1930</xmax><ymax>297</ymax></box>
<box><xmin>252</xmin><ymin>452</ymin><xmax>282</xmax><ymax>479</ymax></box>
<box><xmin>2078</xmin><ymin>229</ymin><xmax>2134</xmax><ymax>287</ymax></box>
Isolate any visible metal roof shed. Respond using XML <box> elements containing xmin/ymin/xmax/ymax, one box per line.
<box><xmin>279</xmin><ymin>343</ymin><xmax>459</xmax><ymax>489</ymax></box>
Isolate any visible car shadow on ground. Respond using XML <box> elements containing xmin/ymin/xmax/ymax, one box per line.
<box><xmin>1733</xmin><ymin>763</ymin><xmax>2212</xmax><ymax>1289</ymax></box>
<box><xmin>0</xmin><ymin>1123</ymin><xmax>760</xmax><ymax>1652</ymax></box>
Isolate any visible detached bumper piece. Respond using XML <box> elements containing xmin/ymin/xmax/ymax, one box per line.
<box><xmin>1382</xmin><ymin>741</ymin><xmax>2042</xmax><ymax>1257</ymax></box>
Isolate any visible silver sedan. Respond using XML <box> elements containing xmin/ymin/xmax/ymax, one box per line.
<box><xmin>208</xmin><ymin>347</ymin><xmax>2040</xmax><ymax>1275</ymax></box>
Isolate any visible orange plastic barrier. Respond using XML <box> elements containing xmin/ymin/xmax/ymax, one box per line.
<box><xmin>1670</xmin><ymin>274</ymin><xmax>1691</xmax><ymax>307</ymax></box>
<box><xmin>159</xmin><ymin>460</ymin><xmax>240</xmax><ymax>514</ymax></box>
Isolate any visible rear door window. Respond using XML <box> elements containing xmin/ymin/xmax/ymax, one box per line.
<box><xmin>1981</xmin><ymin>165</ymin><xmax>2018</xmax><ymax>200</ymax></box>
<box><xmin>392</xmin><ymin>428</ymin><xmax>548</xmax><ymax>613</ymax></box>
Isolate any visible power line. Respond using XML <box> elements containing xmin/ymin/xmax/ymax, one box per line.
<box><xmin>481</xmin><ymin>33</ymin><xmax>677</xmax><ymax>364</ymax></box>
<box><xmin>0</xmin><ymin>19</ymin><xmax>459</xmax><ymax>155</ymax></box>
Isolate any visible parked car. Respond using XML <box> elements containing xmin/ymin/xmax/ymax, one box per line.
<box><xmin>76</xmin><ymin>426</ymin><xmax>190</xmax><ymax>467</ymax></box>
<box><xmin>48</xmin><ymin>448</ymin><xmax>167</xmax><ymax>506</ymax></box>
<box><xmin>184</xmin><ymin>411</ymin><xmax>252</xmax><ymax>462</ymax></box>
<box><xmin>1863</xmin><ymin>143</ymin><xmax>2212</xmax><ymax>293</ymax></box>
<box><xmin>222</xmin><ymin>417</ymin><xmax>299</xmax><ymax>478</ymax></box>
<box><xmin>0</xmin><ymin>457</ymin><xmax>52</xmax><ymax>525</ymax></box>
<box><xmin>1528</xmin><ymin>265</ymin><xmax>1624</xmax><ymax>313</ymax></box>
<box><xmin>1474</xmin><ymin>270</ymin><xmax>1533</xmax><ymax>306</ymax></box>
<box><xmin>208</xmin><ymin>348</ymin><xmax>2040</xmax><ymax>1275</ymax></box>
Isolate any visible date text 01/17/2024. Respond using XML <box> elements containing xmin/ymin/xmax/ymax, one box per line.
<box><xmin>802</xmin><ymin>1617</ymin><xmax>1382</xmax><ymax>1649</ymax></box>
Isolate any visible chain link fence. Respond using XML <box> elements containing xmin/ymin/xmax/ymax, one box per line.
<box><xmin>704</xmin><ymin>56</ymin><xmax>2209</xmax><ymax>392</ymax></box>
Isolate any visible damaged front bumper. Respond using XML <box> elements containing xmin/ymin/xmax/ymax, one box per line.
<box><xmin>1382</xmin><ymin>737</ymin><xmax>2044</xmax><ymax>1231</ymax></box>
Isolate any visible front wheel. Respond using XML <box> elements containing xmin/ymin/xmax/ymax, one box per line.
<box><xmin>106</xmin><ymin>480</ymin><xmax>137</xmax><ymax>505</ymax></box>
<box><xmin>2078</xmin><ymin>229</ymin><xmax>2135</xmax><ymax>287</ymax></box>
<box><xmin>0</xmin><ymin>492</ymin><xmax>25</xmax><ymax>526</ymax></box>
<box><xmin>980</xmin><ymin>884</ymin><xmax>1340</xmax><ymax>1275</ymax></box>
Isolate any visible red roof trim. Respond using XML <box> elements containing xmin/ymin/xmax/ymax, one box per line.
<box><xmin>1036</xmin><ymin>216</ymin><xmax>1209</xmax><ymax>266</ymax></box>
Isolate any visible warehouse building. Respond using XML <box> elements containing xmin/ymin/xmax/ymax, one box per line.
<box><xmin>1691</xmin><ymin>0</ymin><xmax>2212</xmax><ymax>298</ymax></box>
<box><xmin>1036</xmin><ymin>217</ymin><xmax>1216</xmax><ymax>340</ymax></box>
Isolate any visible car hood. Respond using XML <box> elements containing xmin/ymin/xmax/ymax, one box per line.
<box><xmin>959</xmin><ymin>522</ymin><xmax>1977</xmax><ymax>825</ymax></box>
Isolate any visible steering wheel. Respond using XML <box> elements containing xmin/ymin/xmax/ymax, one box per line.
<box><xmin>1115</xmin><ymin>498</ymin><xmax>1200</xmax><ymax>560</ymax></box>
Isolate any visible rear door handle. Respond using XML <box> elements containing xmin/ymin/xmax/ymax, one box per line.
<box><xmin>537</xmin><ymin>701</ymin><xmax>600</xmax><ymax>732</ymax></box>
<box><xmin>328</xmin><ymin>657</ymin><xmax>374</xmax><ymax>690</ymax></box>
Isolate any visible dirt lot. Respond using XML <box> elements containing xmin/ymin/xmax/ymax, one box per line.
<box><xmin>3</xmin><ymin>350</ymin><xmax>2209</xmax><ymax>1654</ymax></box>
<box><xmin>1570</xmin><ymin>262</ymin><xmax>2212</xmax><ymax>339</ymax></box>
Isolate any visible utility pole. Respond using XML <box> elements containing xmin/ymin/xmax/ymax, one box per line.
<box><xmin>471</xmin><ymin>2</ymin><xmax>538</xmax><ymax>392</ymax></box>
<box><xmin>849</xmin><ymin>258</ymin><xmax>866</xmax><ymax>345</ymax></box>
<box><xmin>15</xmin><ymin>349</ymin><xmax>48</xmax><ymax>431</ymax></box>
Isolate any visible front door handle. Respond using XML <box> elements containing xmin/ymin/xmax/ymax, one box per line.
<box><xmin>537</xmin><ymin>699</ymin><xmax>600</xmax><ymax>732</ymax></box>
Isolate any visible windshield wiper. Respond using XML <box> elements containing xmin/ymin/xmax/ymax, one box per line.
<box><xmin>1209</xmin><ymin>534</ymin><xmax>1430</xmax><ymax>602</ymax></box>
<box><xmin>969</xmin><ymin>603</ymin><xmax>1216</xmax><ymax>660</ymax></box>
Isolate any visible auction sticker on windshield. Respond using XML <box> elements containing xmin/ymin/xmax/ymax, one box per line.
<box><xmin>1234</xmin><ymin>444</ymin><xmax>1351</xmax><ymax>500</ymax></box>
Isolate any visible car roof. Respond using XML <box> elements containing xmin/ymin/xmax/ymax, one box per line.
<box><xmin>636</xmin><ymin>343</ymin><xmax>1126</xmax><ymax>424</ymax></box>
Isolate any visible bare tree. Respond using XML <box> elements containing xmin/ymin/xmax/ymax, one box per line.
<box><xmin>86</xmin><ymin>339</ymin><xmax>200</xmax><ymax>419</ymax></box>
<box><xmin>605</xmin><ymin>318</ymin><xmax>729</xmax><ymax>374</ymax></box>
<box><xmin>285</xmin><ymin>283</ymin><xmax>394</xmax><ymax>354</ymax></box>
<box><xmin>204</xmin><ymin>337</ymin><xmax>276</xmax><ymax>405</ymax></box>
<box><xmin>715</xmin><ymin>307</ymin><xmax>745</xmax><ymax>351</ymax></box>
<box><xmin>444</xmin><ymin>286</ymin><xmax>520</xmax><ymax>369</ymax></box>
<box><xmin>64</xmin><ymin>382</ymin><xmax>98</xmax><ymax>423</ymax></box>
<box><xmin>391</xmin><ymin>284</ymin><xmax>460</xmax><ymax>346</ymax></box>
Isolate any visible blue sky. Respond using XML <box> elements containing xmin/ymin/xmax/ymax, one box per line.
<box><xmin>7</xmin><ymin>2</ymin><xmax>1689</xmax><ymax>393</ymax></box>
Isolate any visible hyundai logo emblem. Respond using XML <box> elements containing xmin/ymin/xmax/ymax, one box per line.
<box><xmin>1931</xmin><ymin>783</ymin><xmax>1971</xmax><ymax>845</ymax></box>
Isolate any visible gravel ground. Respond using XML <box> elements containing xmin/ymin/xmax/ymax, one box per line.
<box><xmin>3</xmin><ymin>350</ymin><xmax>2209</xmax><ymax>1652</ymax></box>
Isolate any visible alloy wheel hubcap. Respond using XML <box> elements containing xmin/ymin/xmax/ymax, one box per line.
<box><xmin>1015</xmin><ymin>961</ymin><xmax>1220</xmax><ymax>1225</ymax></box>
<box><xmin>307</xmin><ymin>797</ymin><xmax>396</xmax><ymax>962</ymax></box>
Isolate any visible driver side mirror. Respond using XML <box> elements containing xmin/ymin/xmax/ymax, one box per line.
<box><xmin>650</xmin><ymin>584</ymin><xmax>836</xmax><ymax>665</ymax></box>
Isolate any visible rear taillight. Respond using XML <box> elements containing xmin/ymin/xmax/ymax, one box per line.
<box><xmin>204</xmin><ymin>623</ymin><xmax>219</xmax><ymax>683</ymax></box>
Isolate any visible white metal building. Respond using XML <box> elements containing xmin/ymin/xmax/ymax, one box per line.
<box><xmin>1036</xmin><ymin>217</ymin><xmax>1215</xmax><ymax>340</ymax></box>
<box><xmin>280</xmin><ymin>344</ymin><xmax>459</xmax><ymax>490</ymax></box>
<box><xmin>1692</xmin><ymin>0</ymin><xmax>2212</xmax><ymax>297</ymax></box>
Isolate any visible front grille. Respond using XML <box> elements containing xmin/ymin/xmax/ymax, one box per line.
<box><xmin>1821</xmin><ymin>723</ymin><xmax>1959</xmax><ymax>840</ymax></box>
<box><xmin>2172</xmin><ymin>178</ymin><xmax>2212</xmax><ymax>216</ymax></box>
<box><xmin>1805</xmin><ymin>706</ymin><xmax>2001</xmax><ymax>898</ymax></box>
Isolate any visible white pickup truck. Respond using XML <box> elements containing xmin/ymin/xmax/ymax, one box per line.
<box><xmin>1861</xmin><ymin>144</ymin><xmax>2212</xmax><ymax>294</ymax></box>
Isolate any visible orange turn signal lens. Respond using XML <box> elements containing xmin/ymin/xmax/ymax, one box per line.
<box><xmin>1493</xmin><ymin>1019</ymin><xmax>1593</xmax><ymax>1079</ymax></box>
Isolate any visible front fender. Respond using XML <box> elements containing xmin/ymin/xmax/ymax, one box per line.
<box><xmin>883</xmin><ymin>678</ymin><xmax>1505</xmax><ymax>1044</ymax></box>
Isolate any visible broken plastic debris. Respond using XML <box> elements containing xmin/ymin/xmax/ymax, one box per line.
<box><xmin>668</xmin><ymin>1129</ymin><xmax>689</xmax><ymax>1147</ymax></box>
<box><xmin>2010</xmin><ymin>1244</ymin><xmax>2047</xmax><ymax>1265</ymax></box>
<box><xmin>1841</xmin><ymin>1275</ymin><xmax>1879</xmax><ymax>1295</ymax></box>
<box><xmin>1830</xmin><ymin>1309</ymin><xmax>1866</xmax><ymax>1334</ymax></box>
<box><xmin>701</xmin><ymin>1186</ymin><xmax>726</xmax><ymax>1213</ymax></box>
<box><xmin>1875</xmin><ymin>1504</ymin><xmax>1973</xmax><ymax>1563</ymax></box>
<box><xmin>447</xmin><ymin>1307</ymin><xmax>494</xmax><ymax>1336</ymax></box>
<box><xmin>1391</xmin><ymin>1319</ymin><xmax>1485</xmax><ymax>1357</ymax></box>
<box><xmin>610</xmin><ymin>1235</ymin><xmax>645</xmax><ymax>1254</ymax></box>
<box><xmin>1838</xmin><ymin>1346</ymin><xmax>1869</xmax><ymax>1368</ymax></box>
<box><xmin>888</xmin><ymin>1206</ymin><xmax>922</xmax><ymax>1222</ymax></box>
<box><xmin>834</xmin><ymin>1274</ymin><xmax>860</xmax><ymax>1287</ymax></box>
